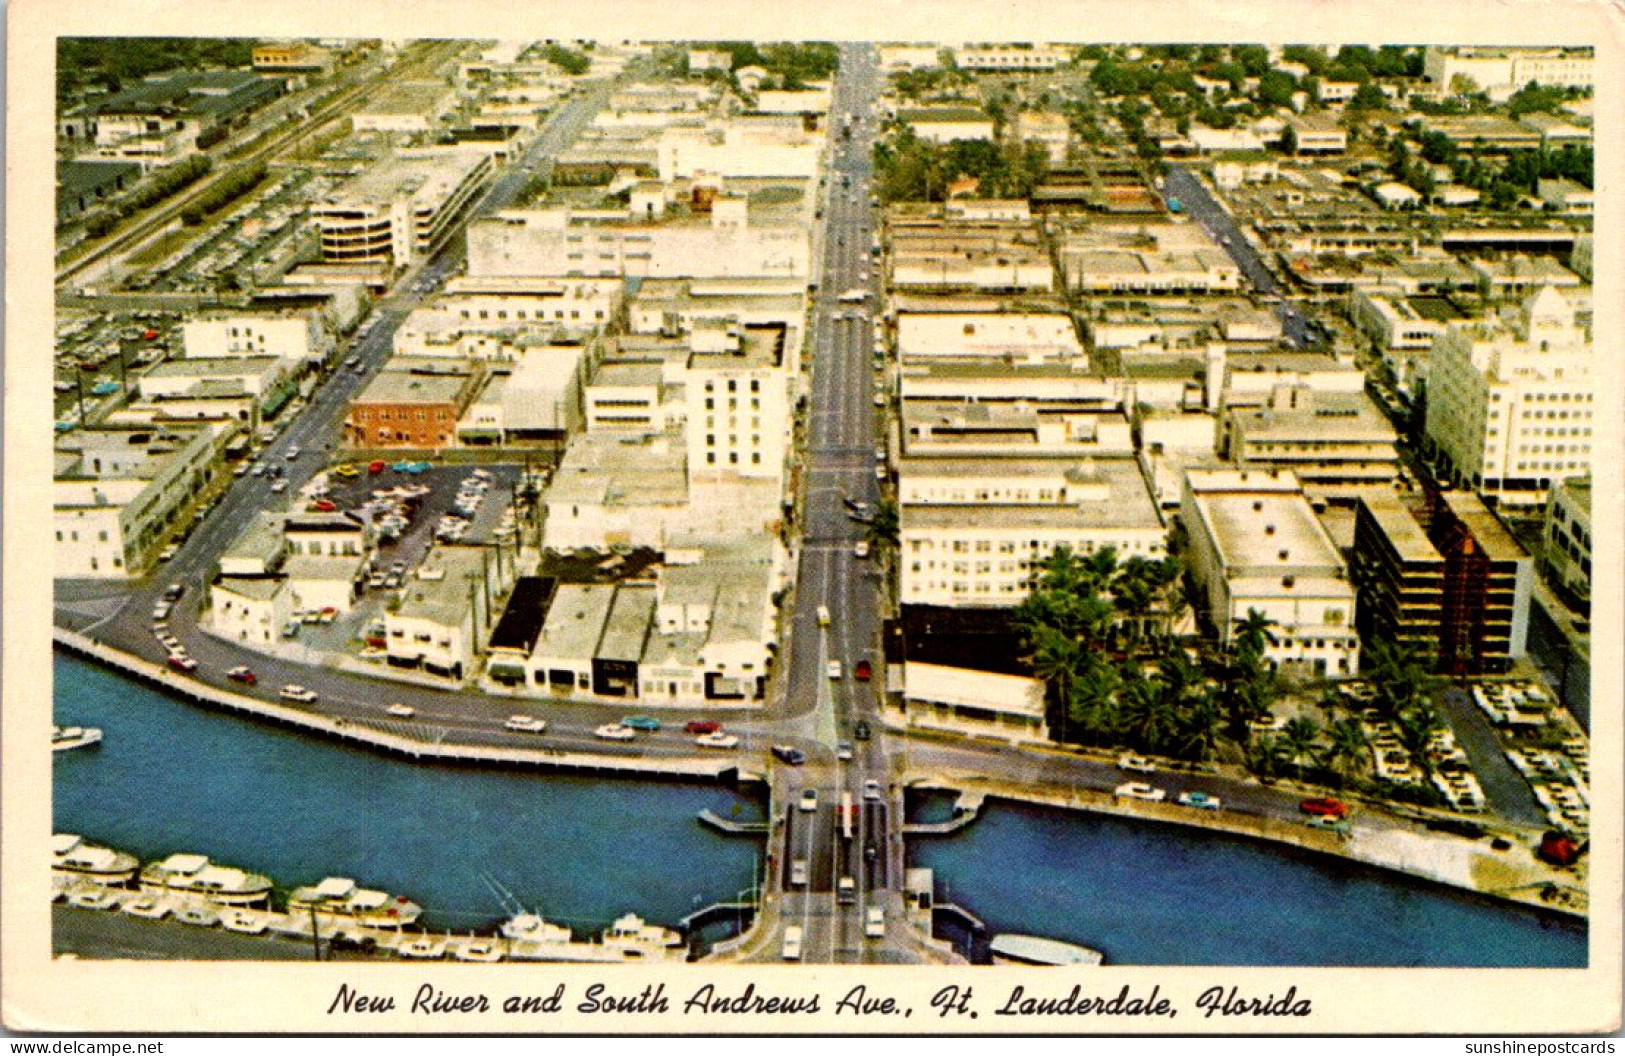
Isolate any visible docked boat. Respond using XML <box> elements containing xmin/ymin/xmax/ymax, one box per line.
<box><xmin>395</xmin><ymin>935</ymin><xmax>447</xmax><ymax>960</ymax></box>
<box><xmin>989</xmin><ymin>933</ymin><xmax>1104</xmax><ymax>967</ymax></box>
<box><xmin>121</xmin><ymin>895</ymin><xmax>172</xmax><ymax>921</ymax></box>
<box><xmin>500</xmin><ymin>912</ymin><xmax>573</xmax><ymax>945</ymax></box>
<box><xmin>601</xmin><ymin>913</ymin><xmax>683</xmax><ymax>954</ymax></box>
<box><xmin>287</xmin><ymin>876</ymin><xmax>421</xmax><ymax>928</ymax></box>
<box><xmin>52</xmin><ymin>726</ymin><xmax>103</xmax><ymax>752</ymax></box>
<box><xmin>451</xmin><ymin>937</ymin><xmax>505</xmax><ymax>963</ymax></box>
<box><xmin>138</xmin><ymin>852</ymin><xmax>273</xmax><ymax>907</ymax></box>
<box><xmin>52</xmin><ymin>833</ymin><xmax>139</xmax><ymax>886</ymax></box>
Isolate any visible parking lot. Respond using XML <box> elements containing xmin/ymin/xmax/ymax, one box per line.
<box><xmin>278</xmin><ymin>460</ymin><xmax>528</xmax><ymax>658</ymax></box>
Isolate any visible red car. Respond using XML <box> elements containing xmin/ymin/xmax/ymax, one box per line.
<box><xmin>685</xmin><ymin>720</ymin><xmax>721</xmax><ymax>735</ymax></box>
<box><xmin>167</xmin><ymin>653</ymin><xmax>198</xmax><ymax>673</ymax></box>
<box><xmin>311</xmin><ymin>499</ymin><xmax>338</xmax><ymax>512</ymax></box>
<box><xmin>1299</xmin><ymin>797</ymin><xmax>1349</xmax><ymax>819</ymax></box>
<box><xmin>853</xmin><ymin>659</ymin><xmax>873</xmax><ymax>682</ymax></box>
<box><xmin>226</xmin><ymin>665</ymin><xmax>257</xmax><ymax>685</ymax></box>
<box><xmin>369</xmin><ymin>460</ymin><xmax>386</xmax><ymax>474</ymax></box>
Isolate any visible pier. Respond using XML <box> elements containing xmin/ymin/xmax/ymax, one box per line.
<box><xmin>697</xmin><ymin>809</ymin><xmax>770</xmax><ymax>835</ymax></box>
<box><xmin>903</xmin><ymin>789</ymin><xmax>985</xmax><ymax>836</ymax></box>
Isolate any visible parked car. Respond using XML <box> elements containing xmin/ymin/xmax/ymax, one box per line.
<box><xmin>772</xmin><ymin>744</ymin><xmax>806</xmax><ymax>765</ymax></box>
<box><xmin>1114</xmin><ymin>782</ymin><xmax>1166</xmax><ymax>802</ymax></box>
<box><xmin>157</xmin><ymin>543</ymin><xmax>180</xmax><ymax>562</ymax></box>
<box><xmin>280</xmin><ymin>685</ymin><xmax>318</xmax><ymax>704</ymax></box>
<box><xmin>1307</xmin><ymin>814</ymin><xmax>1351</xmax><ymax>832</ymax></box>
<box><xmin>225</xmin><ymin>666</ymin><xmax>257</xmax><ymax>686</ymax></box>
<box><xmin>1299</xmin><ymin>797</ymin><xmax>1349</xmax><ymax>819</ymax></box>
<box><xmin>166</xmin><ymin>653</ymin><xmax>198</xmax><ymax>673</ymax></box>
<box><xmin>1176</xmin><ymin>791</ymin><xmax>1222</xmax><ymax>811</ymax></box>
<box><xmin>504</xmin><ymin>715</ymin><xmax>546</xmax><ymax>733</ymax></box>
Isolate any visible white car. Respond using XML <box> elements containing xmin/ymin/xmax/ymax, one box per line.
<box><xmin>595</xmin><ymin>723</ymin><xmax>635</xmax><ymax>741</ymax></box>
<box><xmin>863</xmin><ymin>779</ymin><xmax>882</xmax><ymax>802</ymax></box>
<box><xmin>280</xmin><ymin>685</ymin><xmax>318</xmax><ymax>704</ymax></box>
<box><xmin>799</xmin><ymin>788</ymin><xmax>819</xmax><ymax>813</ymax></box>
<box><xmin>385</xmin><ymin>703</ymin><xmax>417</xmax><ymax>718</ymax></box>
<box><xmin>270</xmin><ymin>479</ymin><xmax>288</xmax><ymax>493</ymax></box>
<box><xmin>853</xmin><ymin>541</ymin><xmax>870</xmax><ymax>559</ymax></box>
<box><xmin>1114</xmin><ymin>782</ymin><xmax>1166</xmax><ymax>802</ymax></box>
<box><xmin>781</xmin><ymin>925</ymin><xmax>803</xmax><ymax>961</ymax></box>
<box><xmin>827</xmin><ymin>660</ymin><xmax>842</xmax><ymax>680</ymax></box>
<box><xmin>695</xmin><ymin>731</ymin><xmax>741</xmax><ymax>750</ymax></box>
<box><xmin>865</xmin><ymin>905</ymin><xmax>885</xmax><ymax>939</ymax></box>
<box><xmin>1118</xmin><ymin>753</ymin><xmax>1157</xmax><ymax>773</ymax></box>
<box><xmin>504</xmin><ymin>715</ymin><xmax>546</xmax><ymax>733</ymax></box>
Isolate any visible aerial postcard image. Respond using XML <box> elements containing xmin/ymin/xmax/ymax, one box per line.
<box><xmin>4</xmin><ymin>0</ymin><xmax>1620</xmax><ymax>1039</ymax></box>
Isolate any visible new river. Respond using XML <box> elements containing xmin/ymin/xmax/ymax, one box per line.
<box><xmin>54</xmin><ymin>653</ymin><xmax>1586</xmax><ymax>965</ymax></box>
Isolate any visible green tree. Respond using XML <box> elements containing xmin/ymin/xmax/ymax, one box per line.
<box><xmin>1320</xmin><ymin>717</ymin><xmax>1370</xmax><ymax>786</ymax></box>
<box><xmin>1278</xmin><ymin>716</ymin><xmax>1322</xmax><ymax>771</ymax></box>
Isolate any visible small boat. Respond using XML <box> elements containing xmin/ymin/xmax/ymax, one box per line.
<box><xmin>287</xmin><ymin>876</ymin><xmax>422</xmax><ymax>928</ymax></box>
<box><xmin>174</xmin><ymin>903</ymin><xmax>221</xmax><ymax>928</ymax></box>
<box><xmin>219</xmin><ymin>908</ymin><xmax>269</xmax><ymax>935</ymax></box>
<box><xmin>67</xmin><ymin>886</ymin><xmax>121</xmax><ymax>911</ymax></box>
<box><xmin>52</xmin><ymin>726</ymin><xmax>103</xmax><ymax>752</ymax></box>
<box><xmin>601</xmin><ymin>913</ymin><xmax>683</xmax><ymax>952</ymax></box>
<box><xmin>500</xmin><ymin>913</ymin><xmax>573</xmax><ymax>945</ymax></box>
<box><xmin>121</xmin><ymin>895</ymin><xmax>172</xmax><ymax>921</ymax></box>
<box><xmin>138</xmin><ymin>853</ymin><xmax>274</xmax><ymax>907</ymax></box>
<box><xmin>52</xmin><ymin>833</ymin><xmax>139</xmax><ymax>886</ymax></box>
<box><xmin>989</xmin><ymin>933</ymin><xmax>1104</xmax><ymax>967</ymax></box>
<box><xmin>395</xmin><ymin>935</ymin><xmax>447</xmax><ymax>960</ymax></box>
<box><xmin>452</xmin><ymin>937</ymin><xmax>505</xmax><ymax>962</ymax></box>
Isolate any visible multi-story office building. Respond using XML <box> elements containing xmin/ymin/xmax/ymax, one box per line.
<box><xmin>684</xmin><ymin>323</ymin><xmax>790</xmax><ymax>482</ymax></box>
<box><xmin>1180</xmin><ymin>469</ymin><xmax>1360</xmax><ymax>676</ymax></box>
<box><xmin>1351</xmin><ymin>491</ymin><xmax>1445</xmax><ymax>660</ymax></box>
<box><xmin>899</xmin><ymin>458</ymin><xmax>1165</xmax><ymax>607</ymax></box>
<box><xmin>1541</xmin><ymin>477</ymin><xmax>1591</xmax><ymax>609</ymax></box>
<box><xmin>1430</xmin><ymin>492</ymin><xmax>1534</xmax><ymax>675</ymax></box>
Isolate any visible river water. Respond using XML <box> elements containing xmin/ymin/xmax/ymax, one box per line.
<box><xmin>52</xmin><ymin>654</ymin><xmax>766</xmax><ymax>937</ymax></box>
<box><xmin>55</xmin><ymin>653</ymin><xmax>1585</xmax><ymax>964</ymax></box>
<box><xmin>910</xmin><ymin>796</ymin><xmax>1586</xmax><ymax>967</ymax></box>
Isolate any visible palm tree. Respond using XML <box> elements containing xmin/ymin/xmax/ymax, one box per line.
<box><xmin>1395</xmin><ymin>703</ymin><xmax>1444</xmax><ymax>777</ymax></box>
<box><xmin>1028</xmin><ymin>625</ymin><xmax>1083</xmax><ymax>743</ymax></box>
<box><xmin>1175</xmin><ymin>689</ymin><xmax>1225</xmax><ymax>762</ymax></box>
<box><xmin>1232</xmin><ymin>608</ymin><xmax>1275</xmax><ymax>663</ymax></box>
<box><xmin>1278</xmin><ymin>716</ymin><xmax>1322</xmax><ymax>773</ymax></box>
<box><xmin>1319</xmin><ymin>718</ymin><xmax>1370</xmax><ymax>787</ymax></box>
<box><xmin>864</xmin><ymin>498</ymin><xmax>901</xmax><ymax>601</ymax></box>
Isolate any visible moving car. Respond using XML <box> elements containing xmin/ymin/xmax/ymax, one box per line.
<box><xmin>685</xmin><ymin>720</ymin><xmax>721</xmax><ymax>735</ymax></box>
<box><xmin>504</xmin><ymin>715</ymin><xmax>546</xmax><ymax>734</ymax></box>
<box><xmin>166</xmin><ymin>653</ymin><xmax>198</xmax><ymax>673</ymax></box>
<box><xmin>385</xmin><ymin>703</ymin><xmax>416</xmax><ymax>718</ymax></box>
<box><xmin>1307</xmin><ymin>814</ymin><xmax>1351</xmax><ymax>832</ymax></box>
<box><xmin>853</xmin><ymin>721</ymin><xmax>871</xmax><ymax>741</ymax></box>
<box><xmin>695</xmin><ymin>732</ymin><xmax>741</xmax><ymax>750</ymax></box>
<box><xmin>826</xmin><ymin>661</ymin><xmax>842</xmax><ymax>680</ymax></box>
<box><xmin>595</xmin><ymin>723</ymin><xmax>636</xmax><ymax>741</ymax></box>
<box><xmin>1114</xmin><ymin>782</ymin><xmax>1166</xmax><ymax>802</ymax></box>
<box><xmin>280</xmin><ymin>685</ymin><xmax>318</xmax><ymax>704</ymax></box>
<box><xmin>816</xmin><ymin>605</ymin><xmax>831</xmax><ymax>627</ymax></box>
<box><xmin>865</xmin><ymin>905</ymin><xmax>885</xmax><ymax>939</ymax></box>
<box><xmin>1176</xmin><ymin>791</ymin><xmax>1222</xmax><ymax>811</ymax></box>
<box><xmin>799</xmin><ymin>789</ymin><xmax>819</xmax><ymax>813</ymax></box>
<box><xmin>781</xmin><ymin>925</ymin><xmax>803</xmax><ymax>961</ymax></box>
<box><xmin>863</xmin><ymin>779</ymin><xmax>882</xmax><ymax>802</ymax></box>
<box><xmin>853</xmin><ymin>541</ymin><xmax>870</xmax><ymax>559</ymax></box>
<box><xmin>1118</xmin><ymin>753</ymin><xmax>1156</xmax><ymax>773</ymax></box>
<box><xmin>621</xmin><ymin>715</ymin><xmax>661</xmax><ymax>731</ymax></box>
<box><xmin>853</xmin><ymin>659</ymin><xmax>872</xmax><ymax>682</ymax></box>
<box><xmin>225</xmin><ymin>666</ymin><xmax>257</xmax><ymax>686</ymax></box>
<box><xmin>790</xmin><ymin>859</ymin><xmax>808</xmax><ymax>886</ymax></box>
<box><xmin>1299</xmin><ymin>797</ymin><xmax>1349</xmax><ymax>819</ymax></box>
<box><xmin>771</xmin><ymin>745</ymin><xmax>806</xmax><ymax>765</ymax></box>
<box><xmin>836</xmin><ymin>740</ymin><xmax>853</xmax><ymax>761</ymax></box>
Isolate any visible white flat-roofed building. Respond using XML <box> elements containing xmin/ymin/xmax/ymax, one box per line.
<box><xmin>1059</xmin><ymin>224</ymin><xmax>1241</xmax><ymax>296</ymax></box>
<box><xmin>899</xmin><ymin>458</ymin><xmax>1165</xmax><ymax>607</ymax></box>
<box><xmin>639</xmin><ymin>536</ymin><xmax>784</xmax><ymax>703</ymax></box>
<box><xmin>954</xmin><ymin>43</ymin><xmax>1067</xmax><ymax>71</ymax></box>
<box><xmin>54</xmin><ymin>423</ymin><xmax>228</xmax><ymax>579</ymax></box>
<box><xmin>627</xmin><ymin>278</ymin><xmax>806</xmax><ymax>340</ymax></box>
<box><xmin>1541</xmin><ymin>477</ymin><xmax>1591</xmax><ymax>607</ymax></box>
<box><xmin>657</xmin><ymin>120</ymin><xmax>821</xmax><ymax>181</ymax></box>
<box><xmin>585</xmin><ymin>362</ymin><xmax>673</xmax><ymax>433</ymax></box>
<box><xmin>395</xmin><ymin>280</ymin><xmax>623</xmax><ymax>353</ymax></box>
<box><xmin>1424</xmin><ymin>46</ymin><xmax>1593</xmax><ymax>96</ymax></box>
<box><xmin>1425</xmin><ymin>286</ymin><xmax>1593</xmax><ymax>507</ymax></box>
<box><xmin>752</xmin><ymin>87</ymin><xmax>833</xmax><ymax>116</ymax></box>
<box><xmin>527</xmin><ymin>583</ymin><xmax>615</xmax><ymax>694</ymax></box>
<box><xmin>135</xmin><ymin>357</ymin><xmax>295</xmax><ymax>428</ymax></box>
<box><xmin>685</xmin><ymin>323</ymin><xmax>791</xmax><ymax>483</ymax></box>
<box><xmin>1012</xmin><ymin>109</ymin><xmax>1072</xmax><ymax>164</ymax></box>
<box><xmin>212</xmin><ymin>574</ymin><xmax>289</xmax><ymax>645</ymax></box>
<box><xmin>313</xmin><ymin>150</ymin><xmax>494</xmax><ymax>269</ymax></box>
<box><xmin>1223</xmin><ymin>386</ymin><xmax>1400</xmax><ymax>492</ymax></box>
<box><xmin>896</xmin><ymin>107</ymin><xmax>995</xmax><ymax>144</ymax></box>
<box><xmin>1223</xmin><ymin>352</ymin><xmax>1365</xmax><ymax>407</ymax></box>
<box><xmin>897</xmin><ymin>360</ymin><xmax>1121</xmax><ymax>408</ymax></box>
<box><xmin>899</xmin><ymin>662</ymin><xmax>1048</xmax><ymax>741</ymax></box>
<box><xmin>351</xmin><ymin>81</ymin><xmax>455</xmax><ymax>133</ymax></box>
<box><xmin>896</xmin><ymin>312</ymin><xmax>1084</xmax><ymax>365</ymax></box>
<box><xmin>467</xmin><ymin>194</ymin><xmax>812</xmax><ymax>281</ymax></box>
<box><xmin>887</xmin><ymin>221</ymin><xmax>1053</xmax><ymax>291</ymax></box>
<box><xmin>1180</xmin><ymin>469</ymin><xmax>1359</xmax><ymax>676</ymax></box>
<box><xmin>181</xmin><ymin>308</ymin><xmax>330</xmax><ymax>363</ymax></box>
<box><xmin>879</xmin><ymin>44</ymin><xmax>942</xmax><ymax>71</ymax></box>
<box><xmin>900</xmin><ymin>400</ymin><xmax>1133</xmax><ymax>459</ymax></box>
<box><xmin>385</xmin><ymin>545</ymin><xmax>510</xmax><ymax>681</ymax></box>
<box><xmin>1285</xmin><ymin>113</ymin><xmax>1347</xmax><ymax>154</ymax></box>
<box><xmin>543</xmin><ymin>432</ymin><xmax>690</xmax><ymax>551</ymax></box>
